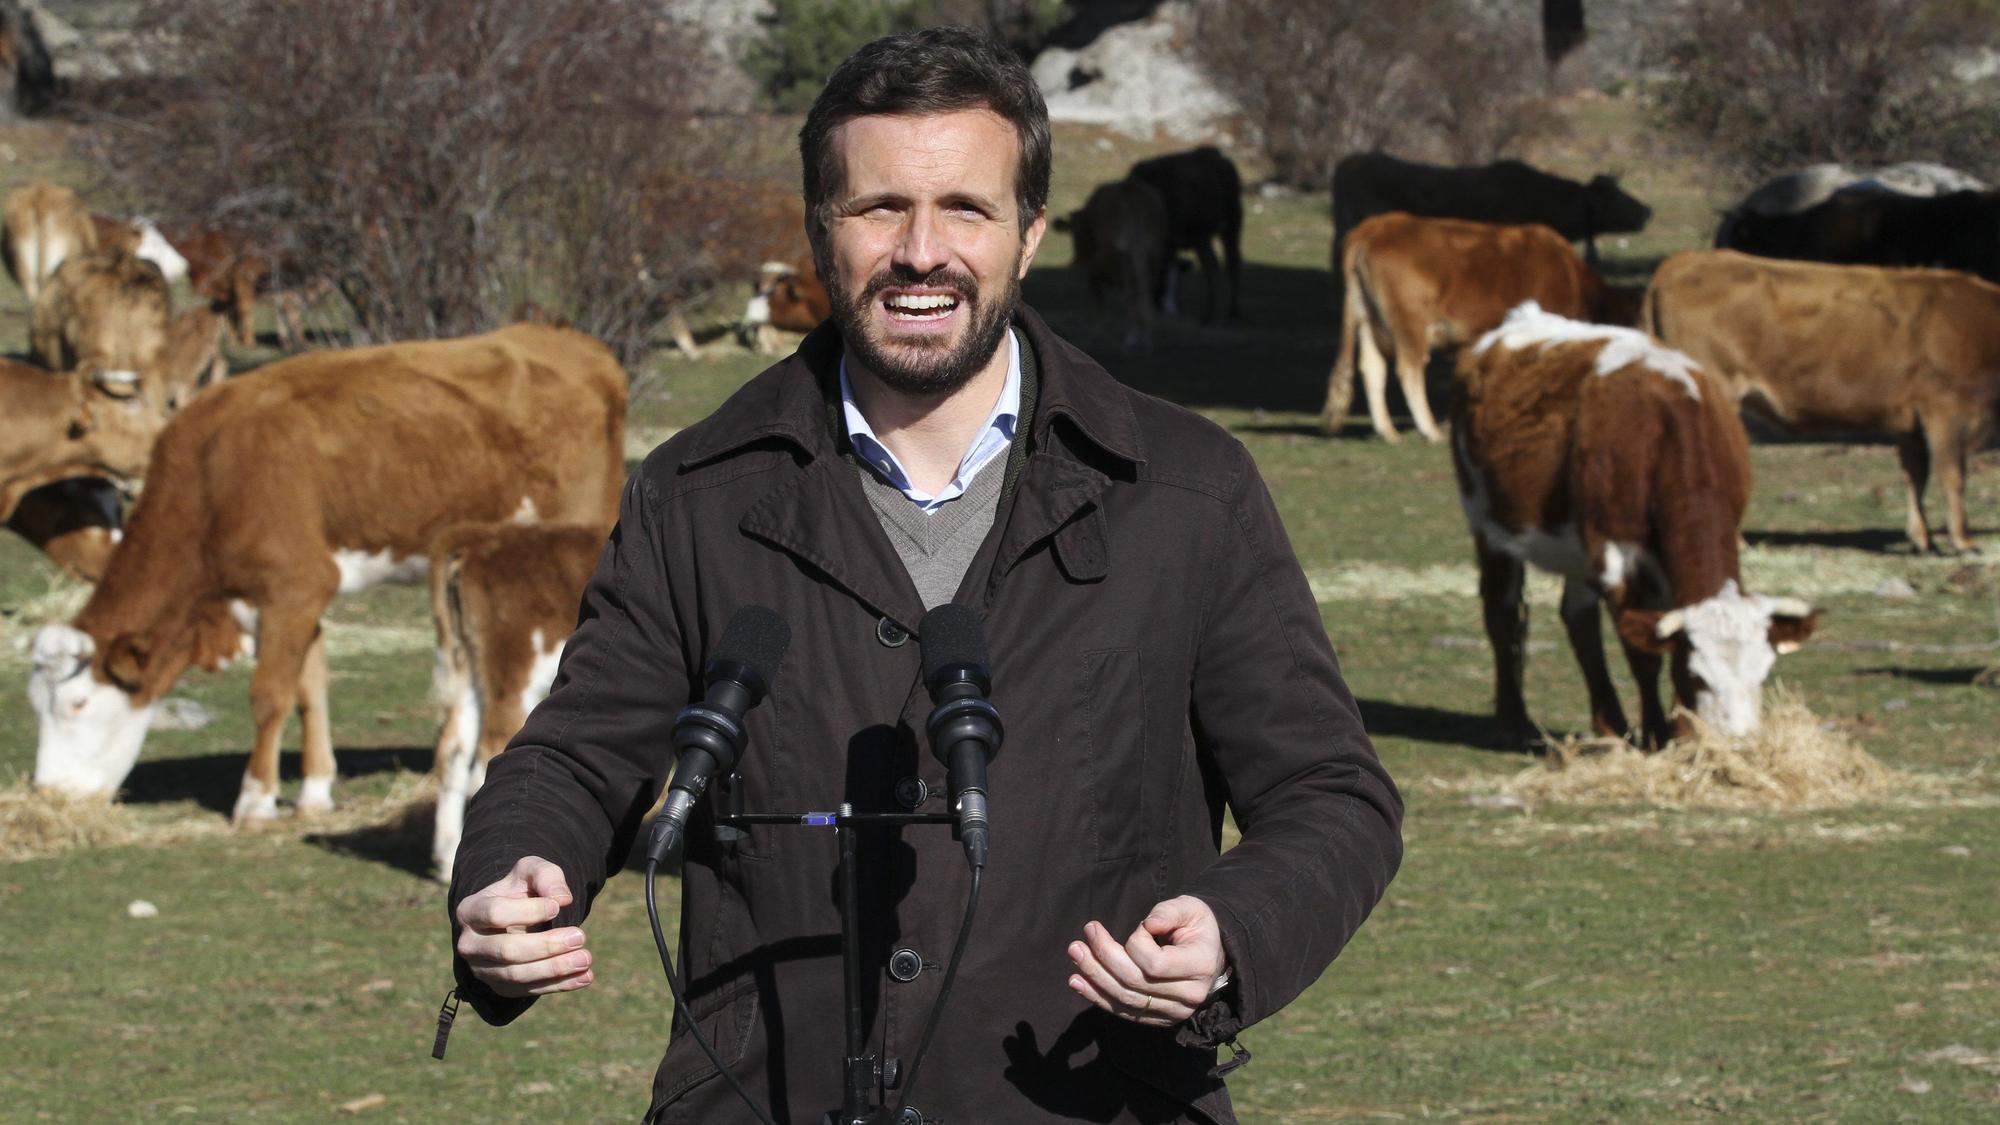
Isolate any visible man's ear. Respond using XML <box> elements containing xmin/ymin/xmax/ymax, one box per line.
<box><xmin>1615</xmin><ymin>607</ymin><xmax>1679</xmax><ymax>655</ymax></box>
<box><xmin>1018</xmin><ymin>208</ymin><xmax>1048</xmax><ymax>278</ymax></box>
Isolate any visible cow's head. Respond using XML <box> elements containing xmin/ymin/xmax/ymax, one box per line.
<box><xmin>28</xmin><ymin>624</ymin><xmax>157</xmax><ymax>798</ymax></box>
<box><xmin>1585</xmin><ymin>173</ymin><xmax>1652</xmax><ymax>234</ymax></box>
<box><xmin>1617</xmin><ymin>581</ymin><xmax>1818</xmax><ymax>736</ymax></box>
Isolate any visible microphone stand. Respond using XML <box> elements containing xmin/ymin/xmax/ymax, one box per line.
<box><xmin>716</xmin><ymin>802</ymin><xmax>958</xmax><ymax>1125</ymax></box>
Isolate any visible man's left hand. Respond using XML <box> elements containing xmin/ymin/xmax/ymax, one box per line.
<box><xmin>1066</xmin><ymin>895</ymin><xmax>1228</xmax><ymax>1027</ymax></box>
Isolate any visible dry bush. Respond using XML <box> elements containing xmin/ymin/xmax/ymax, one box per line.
<box><xmin>74</xmin><ymin>0</ymin><xmax>786</xmax><ymax>363</ymax></box>
<box><xmin>1191</xmin><ymin>0</ymin><xmax>1557</xmax><ymax>188</ymax></box>
<box><xmin>1652</xmin><ymin>0</ymin><xmax>2000</xmax><ymax>182</ymax></box>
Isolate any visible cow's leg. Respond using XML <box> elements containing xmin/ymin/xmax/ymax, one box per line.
<box><xmin>1357</xmin><ymin>312</ymin><xmax>1400</xmax><ymax>444</ymax></box>
<box><xmin>234</xmin><ymin>597</ymin><xmax>332</xmax><ymax>825</ymax></box>
<box><xmin>665</xmin><ymin>304</ymin><xmax>700</xmax><ymax>359</ymax></box>
<box><xmin>1618</xmin><ymin>638</ymin><xmax>1672</xmax><ymax>750</ymax></box>
<box><xmin>275</xmin><ymin>291</ymin><xmax>308</xmax><ymax>352</ymax></box>
<box><xmin>232</xmin><ymin>271</ymin><xmax>258</xmax><ymax>348</ymax></box>
<box><xmin>1477</xmin><ymin>540</ymin><xmax>1531</xmax><ymax>748</ymax></box>
<box><xmin>431</xmin><ymin>668</ymin><xmax>483</xmax><ymax>882</ymax></box>
<box><xmin>1221</xmin><ymin>230</ymin><xmax>1242</xmax><ymax>320</ymax></box>
<box><xmin>295</xmin><ymin>627</ymin><xmax>336</xmax><ymax>815</ymax></box>
<box><xmin>1895</xmin><ymin>427</ymin><xmax>1935</xmax><ymax>553</ymax></box>
<box><xmin>1926</xmin><ymin>416</ymin><xmax>1978</xmax><ymax>553</ymax></box>
<box><xmin>1191</xmin><ymin>241</ymin><xmax>1221</xmax><ymax>322</ymax></box>
<box><xmin>1398</xmin><ymin>348</ymin><xmax>1444</xmax><ymax>444</ymax></box>
<box><xmin>1559</xmin><ymin>579</ymin><xmax>1628</xmax><ymax>739</ymax></box>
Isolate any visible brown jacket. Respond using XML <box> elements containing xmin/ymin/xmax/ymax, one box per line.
<box><xmin>448</xmin><ymin>306</ymin><xmax>1403</xmax><ymax>1123</ymax></box>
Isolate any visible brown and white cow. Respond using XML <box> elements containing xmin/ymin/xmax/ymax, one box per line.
<box><xmin>742</xmin><ymin>258</ymin><xmax>831</xmax><ymax>356</ymax></box>
<box><xmin>427</xmin><ymin>521</ymin><xmax>605</xmax><ymax>880</ymax></box>
<box><xmin>29</xmin><ymin>250</ymin><xmax>173</xmax><ymax>402</ymax></box>
<box><xmin>2</xmin><ymin>182</ymin><xmax>97</xmax><ymax>305</ymax></box>
<box><xmin>1053</xmin><ymin>176</ymin><xmax>1172</xmax><ymax>351</ymax></box>
<box><xmin>1</xmin><ymin>359</ymin><xmax>161</xmax><ymax>523</ymax></box>
<box><xmin>90</xmin><ymin>214</ymin><xmax>191</xmax><ymax>286</ymax></box>
<box><xmin>1645</xmin><ymin>250</ymin><xmax>2000</xmax><ymax>554</ymax></box>
<box><xmin>1452</xmin><ymin>303</ymin><xmax>1816</xmax><ymax>748</ymax></box>
<box><xmin>28</xmin><ymin>324</ymin><xmax>627</xmax><ymax>823</ymax></box>
<box><xmin>1320</xmin><ymin>213</ymin><xmax>1618</xmax><ymax>442</ymax></box>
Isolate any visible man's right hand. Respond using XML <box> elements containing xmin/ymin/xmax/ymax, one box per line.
<box><xmin>454</xmin><ymin>855</ymin><xmax>595</xmax><ymax>998</ymax></box>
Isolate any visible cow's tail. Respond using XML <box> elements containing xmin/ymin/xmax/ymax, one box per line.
<box><xmin>1321</xmin><ymin>238</ymin><xmax>1377</xmax><ymax>433</ymax></box>
<box><xmin>1639</xmin><ymin>276</ymin><xmax>1665</xmax><ymax>340</ymax></box>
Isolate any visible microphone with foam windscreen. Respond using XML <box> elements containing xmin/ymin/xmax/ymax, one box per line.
<box><xmin>645</xmin><ymin>606</ymin><xmax>790</xmax><ymax>866</ymax></box>
<box><xmin>920</xmin><ymin>604</ymin><xmax>1003</xmax><ymax>870</ymax></box>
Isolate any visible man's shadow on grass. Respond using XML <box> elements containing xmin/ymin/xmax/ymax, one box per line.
<box><xmin>1355</xmin><ymin>698</ymin><xmax>1535</xmax><ymax>753</ymax></box>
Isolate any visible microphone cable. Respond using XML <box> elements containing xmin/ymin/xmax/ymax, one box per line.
<box><xmin>888</xmin><ymin>862</ymin><xmax>982</xmax><ymax>1124</ymax></box>
<box><xmin>645</xmin><ymin>856</ymin><xmax>779</xmax><ymax>1125</ymax></box>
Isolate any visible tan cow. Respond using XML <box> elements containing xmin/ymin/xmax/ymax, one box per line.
<box><xmin>1321</xmin><ymin>213</ymin><xmax>1614</xmax><ymax>442</ymax></box>
<box><xmin>742</xmin><ymin>259</ymin><xmax>831</xmax><ymax>356</ymax></box>
<box><xmin>1452</xmin><ymin>303</ymin><xmax>1816</xmax><ymax>748</ymax></box>
<box><xmin>1</xmin><ymin>360</ymin><xmax>160</xmax><ymax>527</ymax></box>
<box><xmin>29</xmin><ymin>250</ymin><xmax>173</xmax><ymax>404</ymax></box>
<box><xmin>2</xmin><ymin>181</ymin><xmax>96</xmax><ymax>305</ymax></box>
<box><xmin>28</xmin><ymin>324</ymin><xmax>628</xmax><ymax>823</ymax></box>
<box><xmin>1644</xmin><ymin>250</ymin><xmax>2000</xmax><ymax>553</ymax></box>
<box><xmin>428</xmin><ymin>521</ymin><xmax>605</xmax><ymax>881</ymax></box>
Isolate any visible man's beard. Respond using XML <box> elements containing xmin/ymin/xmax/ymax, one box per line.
<box><xmin>824</xmin><ymin>256</ymin><xmax>1023</xmax><ymax>397</ymax></box>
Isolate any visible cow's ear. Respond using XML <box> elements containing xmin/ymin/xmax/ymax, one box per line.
<box><xmin>1051</xmin><ymin>213</ymin><xmax>1072</xmax><ymax>233</ymax></box>
<box><xmin>105</xmin><ymin>634</ymin><xmax>149</xmax><ymax>692</ymax></box>
<box><xmin>1615</xmin><ymin>607</ymin><xmax>1678</xmax><ymax>655</ymax></box>
<box><xmin>1768</xmin><ymin>606</ymin><xmax>1819</xmax><ymax>655</ymax></box>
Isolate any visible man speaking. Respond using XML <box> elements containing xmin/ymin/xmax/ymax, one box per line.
<box><xmin>446</xmin><ymin>27</ymin><xmax>1402</xmax><ymax>1123</ymax></box>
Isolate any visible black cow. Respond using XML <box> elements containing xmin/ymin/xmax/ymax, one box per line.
<box><xmin>1720</xmin><ymin>188</ymin><xmax>2000</xmax><ymax>283</ymax></box>
<box><xmin>1332</xmin><ymin>152</ymin><xmax>1652</xmax><ymax>267</ymax></box>
<box><xmin>1126</xmin><ymin>146</ymin><xmax>1243</xmax><ymax>322</ymax></box>
<box><xmin>1053</xmin><ymin>177</ymin><xmax>1172</xmax><ymax>351</ymax></box>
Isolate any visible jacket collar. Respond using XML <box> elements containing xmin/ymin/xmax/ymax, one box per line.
<box><xmin>677</xmin><ymin>303</ymin><xmax>1146</xmax><ymax>472</ymax></box>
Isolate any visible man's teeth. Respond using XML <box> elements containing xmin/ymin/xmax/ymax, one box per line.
<box><xmin>886</xmin><ymin>293</ymin><xmax>958</xmax><ymax>315</ymax></box>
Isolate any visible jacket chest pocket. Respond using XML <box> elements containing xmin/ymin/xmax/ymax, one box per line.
<box><xmin>1081</xmin><ymin>647</ymin><xmax>1149</xmax><ymax>862</ymax></box>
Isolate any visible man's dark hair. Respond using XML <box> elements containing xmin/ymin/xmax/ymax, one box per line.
<box><xmin>800</xmin><ymin>26</ymin><xmax>1052</xmax><ymax>232</ymax></box>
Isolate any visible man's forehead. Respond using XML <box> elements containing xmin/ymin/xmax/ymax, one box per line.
<box><xmin>830</xmin><ymin>109</ymin><xmax>1019</xmax><ymax>191</ymax></box>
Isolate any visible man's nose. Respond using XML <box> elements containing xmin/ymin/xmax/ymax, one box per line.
<box><xmin>892</xmin><ymin>209</ymin><xmax>950</xmax><ymax>278</ymax></box>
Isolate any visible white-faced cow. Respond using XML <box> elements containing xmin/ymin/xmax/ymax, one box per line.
<box><xmin>1127</xmin><ymin>146</ymin><xmax>1242</xmax><ymax>322</ymax></box>
<box><xmin>1645</xmin><ymin>250</ymin><xmax>2000</xmax><ymax>554</ymax></box>
<box><xmin>1332</xmin><ymin>152</ymin><xmax>1652</xmax><ymax>269</ymax></box>
<box><xmin>1320</xmin><ymin>213</ymin><xmax>1621</xmax><ymax>443</ymax></box>
<box><xmin>90</xmin><ymin>213</ymin><xmax>191</xmax><ymax>286</ymax></box>
<box><xmin>1714</xmin><ymin>161</ymin><xmax>1986</xmax><ymax>248</ymax></box>
<box><xmin>742</xmin><ymin>259</ymin><xmax>831</xmax><ymax>356</ymax></box>
<box><xmin>1053</xmin><ymin>176</ymin><xmax>1172</xmax><ymax>351</ymax></box>
<box><xmin>1452</xmin><ymin>303</ymin><xmax>1817</xmax><ymax>748</ymax></box>
<box><xmin>3</xmin><ymin>181</ymin><xmax>96</xmax><ymax>305</ymax></box>
<box><xmin>28</xmin><ymin>324</ymin><xmax>627</xmax><ymax>823</ymax></box>
<box><xmin>428</xmin><ymin>521</ymin><xmax>605</xmax><ymax>881</ymax></box>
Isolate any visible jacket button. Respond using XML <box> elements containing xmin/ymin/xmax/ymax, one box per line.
<box><xmin>876</xmin><ymin>616</ymin><xmax>909</xmax><ymax>648</ymax></box>
<box><xmin>893</xmin><ymin>776</ymin><xmax>929</xmax><ymax>809</ymax></box>
<box><xmin>897</xmin><ymin>1109</ymin><xmax>922</xmax><ymax>1125</ymax></box>
<box><xmin>889</xmin><ymin>947</ymin><xmax>923</xmax><ymax>982</ymax></box>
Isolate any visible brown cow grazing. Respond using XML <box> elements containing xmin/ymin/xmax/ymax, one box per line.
<box><xmin>1645</xmin><ymin>250</ymin><xmax>2000</xmax><ymax>554</ymax></box>
<box><xmin>1332</xmin><ymin>152</ymin><xmax>1651</xmax><ymax>268</ymax></box>
<box><xmin>2</xmin><ymin>181</ymin><xmax>97</xmax><ymax>305</ymax></box>
<box><xmin>1</xmin><ymin>360</ymin><xmax>161</xmax><ymax>524</ymax></box>
<box><xmin>29</xmin><ymin>250</ymin><xmax>173</xmax><ymax>403</ymax></box>
<box><xmin>1127</xmin><ymin>146</ymin><xmax>1243</xmax><ymax>322</ymax></box>
<box><xmin>1053</xmin><ymin>176</ymin><xmax>1172</xmax><ymax>351</ymax></box>
<box><xmin>741</xmin><ymin>259</ymin><xmax>831</xmax><ymax>355</ymax></box>
<box><xmin>1320</xmin><ymin>213</ymin><xmax>1614</xmax><ymax>442</ymax></box>
<box><xmin>7</xmin><ymin>477</ymin><xmax>123</xmax><ymax>581</ymax></box>
<box><xmin>27</xmin><ymin>325</ymin><xmax>628</xmax><ymax>824</ymax></box>
<box><xmin>1452</xmin><ymin>303</ymin><xmax>1817</xmax><ymax>748</ymax></box>
<box><xmin>159</xmin><ymin>223</ymin><xmax>315</xmax><ymax>351</ymax></box>
<box><xmin>428</xmin><ymin>522</ymin><xmax>604</xmax><ymax>881</ymax></box>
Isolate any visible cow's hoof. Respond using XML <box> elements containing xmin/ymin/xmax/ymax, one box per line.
<box><xmin>296</xmin><ymin>776</ymin><xmax>336</xmax><ymax>816</ymax></box>
<box><xmin>231</xmin><ymin>785</ymin><xmax>280</xmax><ymax>827</ymax></box>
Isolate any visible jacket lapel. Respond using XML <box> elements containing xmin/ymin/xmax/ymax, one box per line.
<box><xmin>739</xmin><ymin>455</ymin><xmax>929</xmax><ymax>632</ymax></box>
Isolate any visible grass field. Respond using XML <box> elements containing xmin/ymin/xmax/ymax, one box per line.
<box><xmin>2</xmin><ymin>98</ymin><xmax>1998</xmax><ymax>1122</ymax></box>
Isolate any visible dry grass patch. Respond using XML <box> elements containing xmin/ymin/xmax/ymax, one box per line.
<box><xmin>0</xmin><ymin>771</ymin><xmax>439</xmax><ymax>862</ymax></box>
<box><xmin>1505</xmin><ymin>689</ymin><xmax>1935</xmax><ymax>811</ymax></box>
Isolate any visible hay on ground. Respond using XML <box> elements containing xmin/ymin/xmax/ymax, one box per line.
<box><xmin>1505</xmin><ymin>687</ymin><xmax>1927</xmax><ymax>810</ymax></box>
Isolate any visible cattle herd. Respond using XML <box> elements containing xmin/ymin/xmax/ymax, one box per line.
<box><xmin>5</xmin><ymin>142</ymin><xmax>1993</xmax><ymax>875</ymax></box>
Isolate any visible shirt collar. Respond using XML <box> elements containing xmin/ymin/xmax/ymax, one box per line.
<box><xmin>840</xmin><ymin>330</ymin><xmax>1021</xmax><ymax>511</ymax></box>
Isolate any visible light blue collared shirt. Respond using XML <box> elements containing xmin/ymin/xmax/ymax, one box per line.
<box><xmin>841</xmin><ymin>330</ymin><xmax>1020</xmax><ymax>512</ymax></box>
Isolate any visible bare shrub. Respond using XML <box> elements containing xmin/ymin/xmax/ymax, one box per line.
<box><xmin>1192</xmin><ymin>0</ymin><xmax>1558</xmax><ymax>189</ymax></box>
<box><xmin>1653</xmin><ymin>0</ymin><xmax>2000</xmax><ymax>182</ymax></box>
<box><xmin>74</xmin><ymin>0</ymin><xmax>785</xmax><ymax>363</ymax></box>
